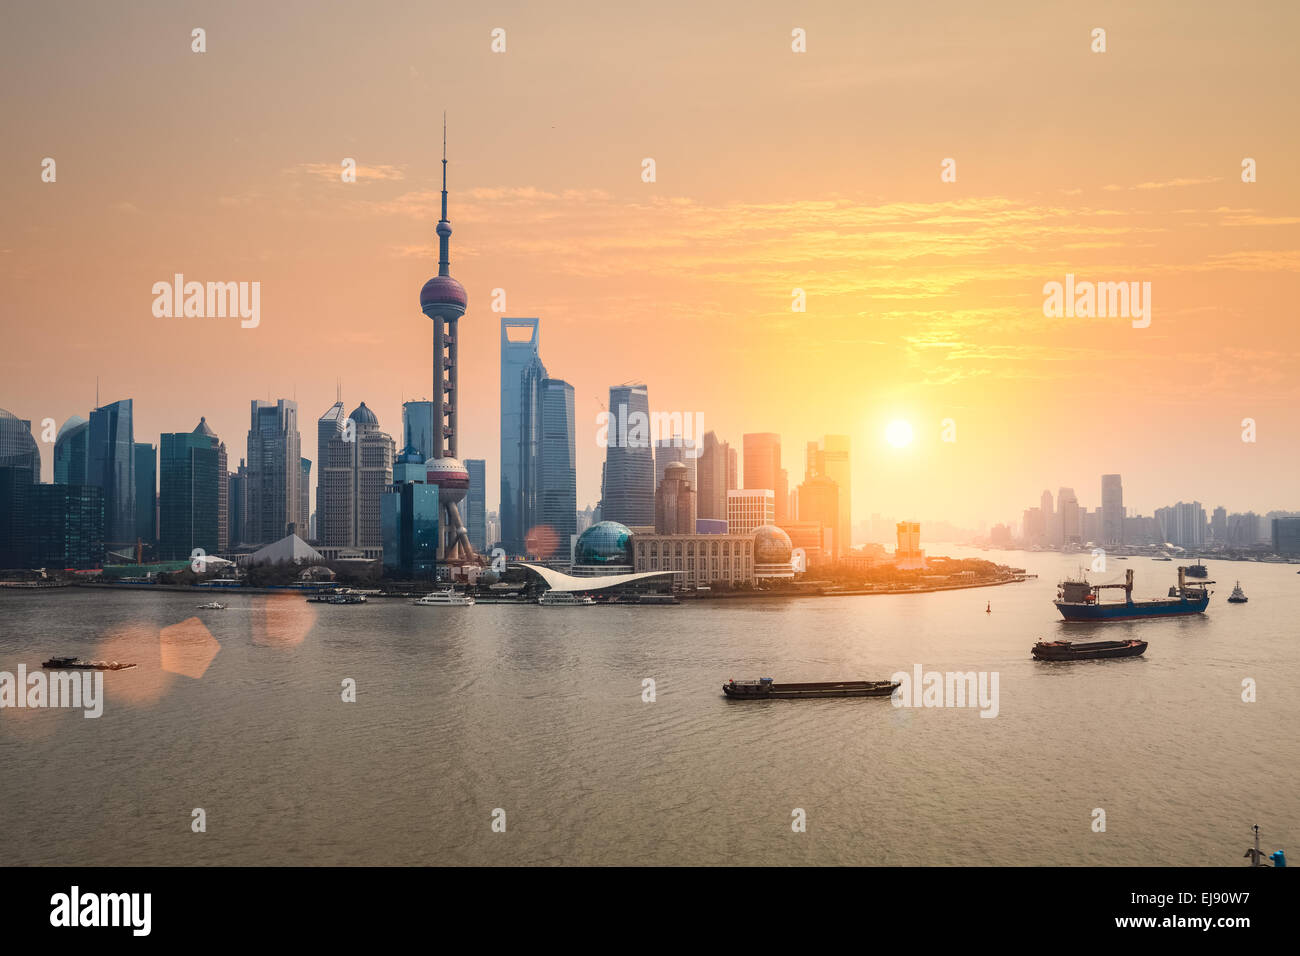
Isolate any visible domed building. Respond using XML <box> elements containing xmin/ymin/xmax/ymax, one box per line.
<box><xmin>0</xmin><ymin>408</ymin><xmax>40</xmax><ymax>482</ymax></box>
<box><xmin>572</xmin><ymin>520</ymin><xmax>634</xmax><ymax>576</ymax></box>
<box><xmin>753</xmin><ymin>525</ymin><xmax>795</xmax><ymax>581</ymax></box>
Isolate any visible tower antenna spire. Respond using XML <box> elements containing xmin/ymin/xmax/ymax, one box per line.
<box><xmin>438</xmin><ymin>113</ymin><xmax>451</xmax><ymax>276</ymax></box>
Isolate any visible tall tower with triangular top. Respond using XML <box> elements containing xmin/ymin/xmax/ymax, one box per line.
<box><xmin>419</xmin><ymin>116</ymin><xmax>475</xmax><ymax>562</ymax></box>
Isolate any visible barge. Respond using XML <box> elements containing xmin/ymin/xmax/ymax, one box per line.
<box><xmin>722</xmin><ymin>677</ymin><xmax>900</xmax><ymax>699</ymax></box>
<box><xmin>1031</xmin><ymin>639</ymin><xmax>1147</xmax><ymax>662</ymax></box>
<box><xmin>41</xmin><ymin>657</ymin><xmax>137</xmax><ymax>671</ymax></box>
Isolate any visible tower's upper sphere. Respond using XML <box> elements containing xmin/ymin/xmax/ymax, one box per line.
<box><xmin>420</xmin><ymin>275</ymin><xmax>467</xmax><ymax>317</ymax></box>
<box><xmin>425</xmin><ymin>456</ymin><xmax>469</xmax><ymax>503</ymax></box>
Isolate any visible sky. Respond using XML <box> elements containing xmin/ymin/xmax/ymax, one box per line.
<box><xmin>2</xmin><ymin>0</ymin><xmax>1298</xmax><ymax>531</ymax></box>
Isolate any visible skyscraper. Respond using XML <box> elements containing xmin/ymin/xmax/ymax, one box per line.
<box><xmin>382</xmin><ymin>445</ymin><xmax>440</xmax><ymax>579</ymax></box>
<box><xmin>796</xmin><ymin>473</ymin><xmax>840</xmax><ymax>559</ymax></box>
<box><xmin>54</xmin><ymin>415</ymin><xmax>89</xmax><ymax>484</ymax></box>
<box><xmin>246</xmin><ymin>399</ymin><xmax>301</xmax><ymax>545</ymax></box>
<box><xmin>0</xmin><ymin>409</ymin><xmax>40</xmax><ymax>482</ymax></box>
<box><xmin>87</xmin><ymin>399</ymin><xmax>135</xmax><ymax>551</ymax></box>
<box><xmin>1057</xmin><ymin>487</ymin><xmax>1081</xmax><ymax>546</ymax></box>
<box><xmin>298</xmin><ymin>458</ymin><xmax>311</xmax><ymax>541</ymax></box>
<box><xmin>401</xmin><ymin>401</ymin><xmax>434</xmax><ymax>461</ymax></box>
<box><xmin>602</xmin><ymin>384</ymin><xmax>654</xmax><ymax>527</ymax></box>
<box><xmin>159</xmin><ymin>425</ymin><xmax>221</xmax><ymax>560</ymax></box>
<box><xmin>192</xmin><ymin>418</ymin><xmax>229</xmax><ymax>551</ymax></box>
<box><xmin>818</xmin><ymin>435</ymin><xmax>851</xmax><ymax>554</ymax></box>
<box><xmin>1101</xmin><ymin>474</ymin><xmax>1123</xmax><ymax>547</ymax></box>
<box><xmin>499</xmin><ymin>316</ymin><xmax>545</xmax><ymax>556</ymax></box>
<box><xmin>696</xmin><ymin>431</ymin><xmax>731</xmax><ymax>522</ymax></box>
<box><xmin>655</xmin><ymin>460</ymin><xmax>696</xmax><ymax>535</ymax></box>
<box><xmin>654</xmin><ymin>434</ymin><xmax>698</xmax><ymax>490</ymax></box>
<box><xmin>465</xmin><ymin>458</ymin><xmax>486</xmax><ymax>553</ymax></box>
<box><xmin>318</xmin><ymin>402</ymin><xmax>395</xmax><ymax>559</ymax></box>
<box><xmin>537</xmin><ymin>378</ymin><xmax>577</xmax><ymax>556</ymax></box>
<box><xmin>133</xmin><ymin>442</ymin><xmax>156</xmax><ymax>548</ymax></box>
<box><xmin>743</xmin><ymin>433</ymin><xmax>781</xmax><ymax>507</ymax></box>
<box><xmin>418</xmin><ymin>119</ymin><xmax>475</xmax><ymax>562</ymax></box>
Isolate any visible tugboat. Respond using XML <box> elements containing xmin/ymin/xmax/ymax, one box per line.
<box><xmin>41</xmin><ymin>656</ymin><xmax>137</xmax><ymax>670</ymax></box>
<box><xmin>722</xmin><ymin>677</ymin><xmax>900</xmax><ymax>699</ymax></box>
<box><xmin>1031</xmin><ymin>639</ymin><xmax>1147</xmax><ymax>662</ymax></box>
<box><xmin>1055</xmin><ymin>567</ymin><xmax>1211</xmax><ymax>621</ymax></box>
<box><xmin>1227</xmin><ymin>581</ymin><xmax>1248</xmax><ymax>604</ymax></box>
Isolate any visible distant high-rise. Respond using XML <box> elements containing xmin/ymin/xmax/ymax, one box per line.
<box><xmin>318</xmin><ymin>402</ymin><xmax>395</xmax><ymax>559</ymax></box>
<box><xmin>654</xmin><ymin>434</ymin><xmax>698</xmax><ymax>490</ymax></box>
<box><xmin>159</xmin><ymin>425</ymin><xmax>221</xmax><ymax>560</ymax></box>
<box><xmin>743</xmin><ymin>433</ymin><xmax>782</xmax><ymax>521</ymax></box>
<box><xmin>228</xmin><ymin>462</ymin><xmax>246</xmax><ymax>549</ymax></box>
<box><xmin>538</xmin><ymin>378</ymin><xmax>577</xmax><ymax>556</ymax></box>
<box><xmin>192</xmin><ymin>418</ymin><xmax>228</xmax><ymax>551</ymax></box>
<box><xmin>382</xmin><ymin>445</ymin><xmax>440</xmax><ymax>580</ymax></box>
<box><xmin>500</xmin><ymin>317</ymin><xmax>546</xmax><ymax>556</ymax></box>
<box><xmin>1273</xmin><ymin>517</ymin><xmax>1300</xmax><ymax>556</ymax></box>
<box><xmin>655</xmin><ymin>460</ymin><xmax>697</xmax><ymax>535</ymax></box>
<box><xmin>133</xmin><ymin>442</ymin><xmax>156</xmax><ymax>548</ymax></box>
<box><xmin>0</xmin><ymin>409</ymin><xmax>41</xmax><ymax>483</ymax></box>
<box><xmin>1057</xmin><ymin>487</ymin><xmax>1081</xmax><ymax>546</ymax></box>
<box><xmin>1101</xmin><ymin>474</ymin><xmax>1123</xmax><ymax>547</ymax></box>
<box><xmin>298</xmin><ymin>458</ymin><xmax>311</xmax><ymax>540</ymax></box>
<box><xmin>246</xmin><ymin>399</ymin><xmax>301</xmax><ymax>545</ymax></box>
<box><xmin>31</xmin><ymin>484</ymin><xmax>104</xmax><ymax>569</ymax></box>
<box><xmin>602</xmin><ymin>385</ymin><xmax>655</xmax><ymax>527</ymax></box>
<box><xmin>465</xmin><ymin>458</ymin><xmax>486</xmax><ymax>553</ymax></box>
<box><xmin>401</xmin><ymin>401</ymin><xmax>434</xmax><ymax>462</ymax></box>
<box><xmin>1155</xmin><ymin>501</ymin><xmax>1207</xmax><ymax>549</ymax></box>
<box><xmin>54</xmin><ymin>416</ymin><xmax>89</xmax><ymax>484</ymax></box>
<box><xmin>87</xmin><ymin>399</ymin><xmax>136</xmax><ymax>551</ymax></box>
<box><xmin>796</xmin><ymin>474</ymin><xmax>840</xmax><ymax>559</ymax></box>
<box><xmin>696</xmin><ymin>431</ymin><xmax>731</xmax><ymax>522</ymax></box>
<box><xmin>806</xmin><ymin>435</ymin><xmax>850</xmax><ymax>554</ymax></box>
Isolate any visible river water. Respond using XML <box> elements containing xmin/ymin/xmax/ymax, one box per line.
<box><xmin>1</xmin><ymin>549</ymin><xmax>1294</xmax><ymax>865</ymax></box>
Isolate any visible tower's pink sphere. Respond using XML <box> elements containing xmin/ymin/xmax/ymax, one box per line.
<box><xmin>426</xmin><ymin>456</ymin><xmax>469</xmax><ymax>503</ymax></box>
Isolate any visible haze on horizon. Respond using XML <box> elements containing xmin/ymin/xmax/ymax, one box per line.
<box><xmin>2</xmin><ymin>0</ymin><xmax>1297</xmax><ymax>531</ymax></box>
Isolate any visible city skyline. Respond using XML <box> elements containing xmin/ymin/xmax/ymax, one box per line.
<box><xmin>3</xmin><ymin>2</ymin><xmax>1299</xmax><ymax>529</ymax></box>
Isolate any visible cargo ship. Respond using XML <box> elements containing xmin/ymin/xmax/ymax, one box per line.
<box><xmin>722</xmin><ymin>677</ymin><xmax>900</xmax><ymax>699</ymax></box>
<box><xmin>1185</xmin><ymin>558</ymin><xmax>1208</xmax><ymax>578</ymax></box>
<box><xmin>1054</xmin><ymin>567</ymin><xmax>1212</xmax><ymax>622</ymax></box>
<box><xmin>1032</xmin><ymin>639</ymin><xmax>1147</xmax><ymax>661</ymax></box>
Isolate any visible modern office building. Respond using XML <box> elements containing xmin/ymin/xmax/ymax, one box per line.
<box><xmin>537</xmin><ymin>378</ymin><xmax>577</xmax><ymax>557</ymax></box>
<box><xmin>228</xmin><ymin>462</ymin><xmax>246</xmax><ymax>549</ymax></box>
<box><xmin>298</xmin><ymin>458</ymin><xmax>311</xmax><ymax>542</ymax></box>
<box><xmin>895</xmin><ymin>520</ymin><xmax>925</xmax><ymax>569</ymax></box>
<box><xmin>743</xmin><ymin>432</ymin><xmax>782</xmax><ymax>522</ymax></box>
<box><xmin>53</xmin><ymin>415</ymin><xmax>89</xmax><ymax>484</ymax></box>
<box><xmin>31</xmin><ymin>483</ymin><xmax>105</xmax><ymax>569</ymax></box>
<box><xmin>807</xmin><ymin>435</ymin><xmax>851</xmax><ymax>555</ymax></box>
<box><xmin>245</xmin><ymin>399</ymin><xmax>301</xmax><ymax>545</ymax></box>
<box><xmin>382</xmin><ymin>445</ymin><xmax>440</xmax><ymax>579</ymax></box>
<box><xmin>500</xmin><ymin>317</ymin><xmax>546</xmax><ymax>556</ymax></box>
<box><xmin>1057</xmin><ymin>487</ymin><xmax>1081</xmax><ymax>546</ymax></box>
<box><xmin>419</xmin><ymin>124</ymin><xmax>476</xmax><ymax>563</ymax></box>
<box><xmin>316</xmin><ymin>400</ymin><xmax>346</xmax><ymax>533</ymax></box>
<box><xmin>602</xmin><ymin>384</ymin><xmax>655</xmax><ymax>528</ymax></box>
<box><xmin>727</xmin><ymin>488</ymin><xmax>774</xmax><ymax>535</ymax></box>
<box><xmin>696</xmin><ymin>431</ymin><xmax>732</xmax><ymax>522</ymax></box>
<box><xmin>133</xmin><ymin>442</ymin><xmax>156</xmax><ymax>548</ymax></box>
<box><xmin>1101</xmin><ymin>474</ymin><xmax>1123</xmax><ymax>547</ymax></box>
<box><xmin>654</xmin><ymin>434</ymin><xmax>698</xmax><ymax>490</ymax></box>
<box><xmin>0</xmin><ymin>409</ymin><xmax>41</xmax><ymax>483</ymax></box>
<box><xmin>1155</xmin><ymin>501</ymin><xmax>1207</xmax><ymax>549</ymax></box>
<box><xmin>794</xmin><ymin>473</ymin><xmax>839</xmax><ymax>559</ymax></box>
<box><xmin>0</xmin><ymin>465</ymin><xmax>34</xmax><ymax>568</ymax></box>
<box><xmin>401</xmin><ymin>400</ymin><xmax>435</xmax><ymax>462</ymax></box>
<box><xmin>159</xmin><ymin>425</ymin><xmax>222</xmax><ymax>560</ymax></box>
<box><xmin>1271</xmin><ymin>516</ymin><xmax>1300</xmax><ymax>556</ymax></box>
<box><xmin>465</xmin><ymin>458</ymin><xmax>487</xmax><ymax>553</ymax></box>
<box><xmin>87</xmin><ymin>399</ymin><xmax>135</xmax><ymax>552</ymax></box>
<box><xmin>318</xmin><ymin>402</ymin><xmax>395</xmax><ymax>560</ymax></box>
<box><xmin>655</xmin><ymin>460</ymin><xmax>696</xmax><ymax>535</ymax></box>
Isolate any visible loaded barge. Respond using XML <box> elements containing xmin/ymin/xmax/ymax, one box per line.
<box><xmin>1055</xmin><ymin>567</ymin><xmax>1211</xmax><ymax>622</ymax></box>
<box><xmin>41</xmin><ymin>657</ymin><xmax>136</xmax><ymax>671</ymax></box>
<box><xmin>723</xmin><ymin>677</ymin><xmax>900</xmax><ymax>700</ymax></box>
<box><xmin>1032</xmin><ymin>639</ymin><xmax>1147</xmax><ymax>662</ymax></box>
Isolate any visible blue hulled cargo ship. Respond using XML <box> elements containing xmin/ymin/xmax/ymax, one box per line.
<box><xmin>1054</xmin><ymin>567</ymin><xmax>1212</xmax><ymax>622</ymax></box>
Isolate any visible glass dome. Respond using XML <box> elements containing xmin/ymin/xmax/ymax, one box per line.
<box><xmin>753</xmin><ymin>525</ymin><xmax>793</xmax><ymax>565</ymax></box>
<box><xmin>574</xmin><ymin>521</ymin><xmax>634</xmax><ymax>567</ymax></box>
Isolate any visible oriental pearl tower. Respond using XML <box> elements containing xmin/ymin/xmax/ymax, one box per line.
<box><xmin>419</xmin><ymin>117</ymin><xmax>476</xmax><ymax>563</ymax></box>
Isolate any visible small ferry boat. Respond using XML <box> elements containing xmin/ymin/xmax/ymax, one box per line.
<box><xmin>1031</xmin><ymin>639</ymin><xmax>1147</xmax><ymax>662</ymax></box>
<box><xmin>307</xmin><ymin>591</ymin><xmax>367</xmax><ymax>604</ymax></box>
<box><xmin>196</xmin><ymin>602</ymin><xmax>226</xmax><ymax>610</ymax></box>
<box><xmin>537</xmin><ymin>591</ymin><xmax>595</xmax><ymax>606</ymax></box>
<box><xmin>413</xmin><ymin>589</ymin><xmax>475</xmax><ymax>607</ymax></box>
<box><xmin>1227</xmin><ymin>582</ymin><xmax>1248</xmax><ymax>604</ymax></box>
<box><xmin>41</xmin><ymin>656</ymin><xmax>137</xmax><ymax>671</ymax></box>
<box><xmin>722</xmin><ymin>677</ymin><xmax>900</xmax><ymax>700</ymax></box>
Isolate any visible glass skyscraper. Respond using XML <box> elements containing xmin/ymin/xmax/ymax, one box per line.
<box><xmin>134</xmin><ymin>442</ymin><xmax>156</xmax><ymax>547</ymax></box>
<box><xmin>601</xmin><ymin>384</ymin><xmax>654</xmax><ymax>527</ymax></box>
<box><xmin>500</xmin><ymin>317</ymin><xmax>545</xmax><ymax>556</ymax></box>
<box><xmin>538</xmin><ymin>379</ymin><xmax>576</xmax><ymax>554</ymax></box>
<box><xmin>246</xmin><ymin>399</ymin><xmax>301</xmax><ymax>545</ymax></box>
<box><xmin>88</xmin><ymin>399</ymin><xmax>136</xmax><ymax>551</ymax></box>
<box><xmin>401</xmin><ymin>401</ymin><xmax>434</xmax><ymax>462</ymax></box>
<box><xmin>465</xmin><ymin>458</ymin><xmax>486</xmax><ymax>553</ymax></box>
<box><xmin>382</xmin><ymin>446</ymin><xmax>440</xmax><ymax>579</ymax></box>
<box><xmin>32</xmin><ymin>484</ymin><xmax>104</xmax><ymax>569</ymax></box>
<box><xmin>159</xmin><ymin>430</ymin><xmax>220</xmax><ymax>560</ymax></box>
<box><xmin>54</xmin><ymin>415</ymin><xmax>89</xmax><ymax>484</ymax></box>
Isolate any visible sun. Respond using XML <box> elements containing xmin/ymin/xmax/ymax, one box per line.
<box><xmin>885</xmin><ymin>419</ymin><xmax>914</xmax><ymax>448</ymax></box>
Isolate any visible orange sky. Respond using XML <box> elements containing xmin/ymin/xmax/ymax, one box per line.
<box><xmin>3</xmin><ymin>0</ymin><xmax>1298</xmax><ymax>529</ymax></box>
